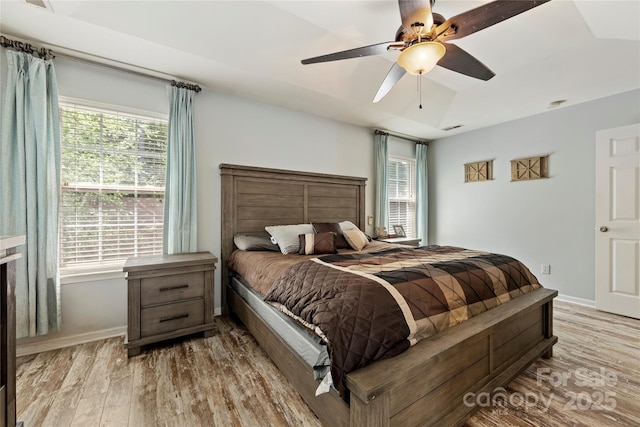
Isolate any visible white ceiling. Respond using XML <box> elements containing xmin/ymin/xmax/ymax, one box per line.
<box><xmin>1</xmin><ymin>0</ymin><xmax>639</xmax><ymax>139</ymax></box>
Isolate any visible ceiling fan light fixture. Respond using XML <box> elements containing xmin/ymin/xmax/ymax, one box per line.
<box><xmin>397</xmin><ymin>42</ymin><xmax>446</xmax><ymax>75</ymax></box>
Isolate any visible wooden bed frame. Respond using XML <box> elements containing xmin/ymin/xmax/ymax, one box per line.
<box><xmin>220</xmin><ymin>163</ymin><xmax>557</xmax><ymax>427</ymax></box>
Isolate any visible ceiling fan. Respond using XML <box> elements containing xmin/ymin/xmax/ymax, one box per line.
<box><xmin>301</xmin><ymin>0</ymin><xmax>551</xmax><ymax>104</ymax></box>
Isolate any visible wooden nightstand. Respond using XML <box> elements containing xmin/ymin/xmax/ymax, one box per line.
<box><xmin>378</xmin><ymin>237</ymin><xmax>422</xmax><ymax>247</ymax></box>
<box><xmin>123</xmin><ymin>252</ymin><xmax>217</xmax><ymax>357</ymax></box>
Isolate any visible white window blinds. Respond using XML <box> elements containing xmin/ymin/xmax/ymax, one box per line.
<box><xmin>388</xmin><ymin>157</ymin><xmax>416</xmax><ymax>238</ymax></box>
<box><xmin>59</xmin><ymin>102</ymin><xmax>168</xmax><ymax>271</ymax></box>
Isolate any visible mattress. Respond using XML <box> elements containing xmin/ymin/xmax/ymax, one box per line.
<box><xmin>229</xmin><ymin>275</ymin><xmax>330</xmax><ymax>380</ymax></box>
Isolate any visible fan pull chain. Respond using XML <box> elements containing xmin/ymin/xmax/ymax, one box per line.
<box><xmin>418</xmin><ymin>34</ymin><xmax>423</xmax><ymax>109</ymax></box>
<box><xmin>418</xmin><ymin>71</ymin><xmax>423</xmax><ymax>109</ymax></box>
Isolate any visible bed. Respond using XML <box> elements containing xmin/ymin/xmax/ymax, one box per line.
<box><xmin>220</xmin><ymin>163</ymin><xmax>557</xmax><ymax>427</ymax></box>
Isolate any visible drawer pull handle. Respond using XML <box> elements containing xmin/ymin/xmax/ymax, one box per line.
<box><xmin>159</xmin><ymin>284</ymin><xmax>189</xmax><ymax>292</ymax></box>
<box><xmin>159</xmin><ymin>314</ymin><xmax>189</xmax><ymax>323</ymax></box>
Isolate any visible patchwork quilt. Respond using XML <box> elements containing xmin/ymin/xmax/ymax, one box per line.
<box><xmin>264</xmin><ymin>245</ymin><xmax>542</xmax><ymax>396</ymax></box>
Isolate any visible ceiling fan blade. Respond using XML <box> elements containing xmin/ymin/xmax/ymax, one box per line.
<box><xmin>301</xmin><ymin>41</ymin><xmax>398</xmax><ymax>65</ymax></box>
<box><xmin>398</xmin><ymin>0</ymin><xmax>435</xmax><ymax>35</ymax></box>
<box><xmin>373</xmin><ymin>62</ymin><xmax>406</xmax><ymax>103</ymax></box>
<box><xmin>436</xmin><ymin>0</ymin><xmax>550</xmax><ymax>42</ymax></box>
<box><xmin>437</xmin><ymin>42</ymin><xmax>495</xmax><ymax>81</ymax></box>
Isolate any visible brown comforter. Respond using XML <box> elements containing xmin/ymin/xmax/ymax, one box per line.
<box><xmin>263</xmin><ymin>245</ymin><xmax>542</xmax><ymax>396</ymax></box>
<box><xmin>228</xmin><ymin>240</ymin><xmax>398</xmax><ymax>296</ymax></box>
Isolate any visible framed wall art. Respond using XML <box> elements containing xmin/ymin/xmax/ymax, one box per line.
<box><xmin>464</xmin><ymin>160</ymin><xmax>493</xmax><ymax>182</ymax></box>
<box><xmin>511</xmin><ymin>155</ymin><xmax>549</xmax><ymax>181</ymax></box>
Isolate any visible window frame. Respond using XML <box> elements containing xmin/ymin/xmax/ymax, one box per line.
<box><xmin>387</xmin><ymin>155</ymin><xmax>417</xmax><ymax>238</ymax></box>
<box><xmin>58</xmin><ymin>97</ymin><xmax>169</xmax><ymax>279</ymax></box>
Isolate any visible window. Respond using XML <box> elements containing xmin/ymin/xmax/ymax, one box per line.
<box><xmin>59</xmin><ymin>101</ymin><xmax>168</xmax><ymax>273</ymax></box>
<box><xmin>388</xmin><ymin>157</ymin><xmax>416</xmax><ymax>237</ymax></box>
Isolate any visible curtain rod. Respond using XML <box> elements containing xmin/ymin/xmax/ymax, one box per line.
<box><xmin>375</xmin><ymin>129</ymin><xmax>429</xmax><ymax>145</ymax></box>
<box><xmin>0</xmin><ymin>35</ymin><xmax>53</xmax><ymax>60</ymax></box>
<box><xmin>0</xmin><ymin>34</ymin><xmax>202</xmax><ymax>93</ymax></box>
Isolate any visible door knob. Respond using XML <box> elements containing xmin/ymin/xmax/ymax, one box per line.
<box><xmin>599</xmin><ymin>226</ymin><xmax>608</xmax><ymax>232</ymax></box>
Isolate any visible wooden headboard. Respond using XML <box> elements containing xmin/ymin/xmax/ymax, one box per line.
<box><xmin>219</xmin><ymin>164</ymin><xmax>367</xmax><ymax>301</ymax></box>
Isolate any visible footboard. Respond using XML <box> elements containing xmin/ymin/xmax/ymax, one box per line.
<box><xmin>229</xmin><ymin>280</ymin><xmax>556</xmax><ymax>427</ymax></box>
<box><xmin>346</xmin><ymin>287</ymin><xmax>558</xmax><ymax>427</ymax></box>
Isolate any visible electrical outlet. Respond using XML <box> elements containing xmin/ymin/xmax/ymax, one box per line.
<box><xmin>541</xmin><ymin>264</ymin><xmax>551</xmax><ymax>275</ymax></box>
<box><xmin>367</xmin><ymin>215</ymin><xmax>373</xmax><ymax>225</ymax></box>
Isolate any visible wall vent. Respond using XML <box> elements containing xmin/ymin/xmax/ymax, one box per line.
<box><xmin>442</xmin><ymin>124</ymin><xmax>463</xmax><ymax>131</ymax></box>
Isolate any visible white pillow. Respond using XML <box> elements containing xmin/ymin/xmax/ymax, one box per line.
<box><xmin>343</xmin><ymin>228</ymin><xmax>369</xmax><ymax>251</ymax></box>
<box><xmin>265</xmin><ymin>224</ymin><xmax>314</xmax><ymax>254</ymax></box>
<box><xmin>339</xmin><ymin>220</ymin><xmax>359</xmax><ymax>232</ymax></box>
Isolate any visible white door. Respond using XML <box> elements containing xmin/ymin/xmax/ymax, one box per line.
<box><xmin>595</xmin><ymin>123</ymin><xmax>640</xmax><ymax>319</ymax></box>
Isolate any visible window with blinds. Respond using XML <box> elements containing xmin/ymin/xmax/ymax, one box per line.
<box><xmin>388</xmin><ymin>157</ymin><xmax>416</xmax><ymax>237</ymax></box>
<box><xmin>59</xmin><ymin>102</ymin><xmax>168</xmax><ymax>272</ymax></box>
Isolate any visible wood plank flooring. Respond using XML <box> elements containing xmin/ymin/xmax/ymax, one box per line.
<box><xmin>16</xmin><ymin>301</ymin><xmax>640</xmax><ymax>426</ymax></box>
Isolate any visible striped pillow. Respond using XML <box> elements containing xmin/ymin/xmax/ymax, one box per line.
<box><xmin>298</xmin><ymin>232</ymin><xmax>338</xmax><ymax>255</ymax></box>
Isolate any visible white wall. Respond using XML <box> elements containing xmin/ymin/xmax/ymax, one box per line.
<box><xmin>12</xmin><ymin>57</ymin><xmax>374</xmax><ymax>349</ymax></box>
<box><xmin>428</xmin><ymin>89</ymin><xmax>640</xmax><ymax>303</ymax></box>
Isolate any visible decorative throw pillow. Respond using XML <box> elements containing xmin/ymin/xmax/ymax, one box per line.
<box><xmin>265</xmin><ymin>224</ymin><xmax>314</xmax><ymax>254</ymax></box>
<box><xmin>343</xmin><ymin>228</ymin><xmax>369</xmax><ymax>251</ymax></box>
<box><xmin>233</xmin><ymin>234</ymin><xmax>280</xmax><ymax>251</ymax></box>
<box><xmin>298</xmin><ymin>232</ymin><xmax>337</xmax><ymax>255</ymax></box>
<box><xmin>340</xmin><ymin>220</ymin><xmax>372</xmax><ymax>241</ymax></box>
<box><xmin>312</xmin><ymin>222</ymin><xmax>349</xmax><ymax>249</ymax></box>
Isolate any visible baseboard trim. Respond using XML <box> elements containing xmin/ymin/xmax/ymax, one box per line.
<box><xmin>17</xmin><ymin>312</ymin><xmax>223</xmax><ymax>357</ymax></box>
<box><xmin>17</xmin><ymin>326</ymin><xmax>127</xmax><ymax>357</ymax></box>
<box><xmin>556</xmin><ymin>294</ymin><xmax>596</xmax><ymax>308</ymax></box>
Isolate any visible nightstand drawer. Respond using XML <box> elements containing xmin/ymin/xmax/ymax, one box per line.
<box><xmin>140</xmin><ymin>299</ymin><xmax>204</xmax><ymax>337</ymax></box>
<box><xmin>140</xmin><ymin>271</ymin><xmax>204</xmax><ymax>307</ymax></box>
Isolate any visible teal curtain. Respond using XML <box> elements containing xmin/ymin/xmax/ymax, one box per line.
<box><xmin>163</xmin><ymin>85</ymin><xmax>198</xmax><ymax>254</ymax></box>
<box><xmin>374</xmin><ymin>131</ymin><xmax>389</xmax><ymax>236</ymax></box>
<box><xmin>415</xmin><ymin>142</ymin><xmax>428</xmax><ymax>244</ymax></box>
<box><xmin>0</xmin><ymin>50</ymin><xmax>61</xmax><ymax>337</ymax></box>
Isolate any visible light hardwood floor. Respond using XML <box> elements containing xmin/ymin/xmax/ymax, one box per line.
<box><xmin>16</xmin><ymin>301</ymin><xmax>640</xmax><ymax>427</ymax></box>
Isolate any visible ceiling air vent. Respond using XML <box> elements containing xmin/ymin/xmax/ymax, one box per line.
<box><xmin>442</xmin><ymin>124</ymin><xmax>463</xmax><ymax>131</ymax></box>
<box><xmin>547</xmin><ymin>99</ymin><xmax>566</xmax><ymax>109</ymax></box>
<box><xmin>24</xmin><ymin>0</ymin><xmax>54</xmax><ymax>11</ymax></box>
